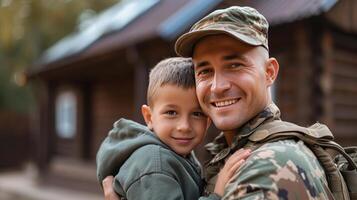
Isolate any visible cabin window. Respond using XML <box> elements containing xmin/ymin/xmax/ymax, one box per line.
<box><xmin>55</xmin><ymin>91</ymin><xmax>77</xmax><ymax>139</ymax></box>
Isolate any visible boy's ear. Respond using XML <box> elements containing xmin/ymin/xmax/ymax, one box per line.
<box><xmin>141</xmin><ymin>105</ymin><xmax>153</xmax><ymax>130</ymax></box>
<box><xmin>265</xmin><ymin>57</ymin><xmax>279</xmax><ymax>86</ymax></box>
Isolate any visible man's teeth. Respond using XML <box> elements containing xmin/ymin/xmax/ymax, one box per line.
<box><xmin>215</xmin><ymin>99</ymin><xmax>237</xmax><ymax>107</ymax></box>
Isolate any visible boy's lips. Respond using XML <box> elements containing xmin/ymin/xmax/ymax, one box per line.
<box><xmin>172</xmin><ymin>137</ymin><xmax>194</xmax><ymax>144</ymax></box>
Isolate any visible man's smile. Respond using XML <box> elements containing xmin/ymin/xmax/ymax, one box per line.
<box><xmin>211</xmin><ymin>98</ymin><xmax>240</xmax><ymax>107</ymax></box>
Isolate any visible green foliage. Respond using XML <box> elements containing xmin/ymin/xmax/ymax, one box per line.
<box><xmin>0</xmin><ymin>0</ymin><xmax>119</xmax><ymax>112</ymax></box>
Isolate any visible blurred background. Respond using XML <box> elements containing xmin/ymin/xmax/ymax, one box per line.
<box><xmin>0</xmin><ymin>0</ymin><xmax>356</xmax><ymax>199</ymax></box>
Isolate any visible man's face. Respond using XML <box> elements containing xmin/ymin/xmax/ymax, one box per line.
<box><xmin>192</xmin><ymin>34</ymin><xmax>272</xmax><ymax>131</ymax></box>
<box><xmin>144</xmin><ymin>84</ymin><xmax>209</xmax><ymax>156</ymax></box>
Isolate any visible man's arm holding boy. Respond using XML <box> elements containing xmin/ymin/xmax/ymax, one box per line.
<box><xmin>102</xmin><ymin>176</ymin><xmax>120</xmax><ymax>200</ymax></box>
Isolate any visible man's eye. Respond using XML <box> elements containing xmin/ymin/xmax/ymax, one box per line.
<box><xmin>230</xmin><ymin>63</ymin><xmax>242</xmax><ymax>68</ymax></box>
<box><xmin>197</xmin><ymin>69</ymin><xmax>211</xmax><ymax>76</ymax></box>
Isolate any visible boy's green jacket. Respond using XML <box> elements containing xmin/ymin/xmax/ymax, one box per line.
<box><xmin>96</xmin><ymin>118</ymin><xmax>220</xmax><ymax>200</ymax></box>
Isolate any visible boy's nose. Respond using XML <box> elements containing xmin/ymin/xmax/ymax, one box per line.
<box><xmin>177</xmin><ymin>118</ymin><xmax>191</xmax><ymax>133</ymax></box>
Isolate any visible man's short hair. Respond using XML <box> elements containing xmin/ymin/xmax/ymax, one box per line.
<box><xmin>147</xmin><ymin>57</ymin><xmax>195</xmax><ymax>106</ymax></box>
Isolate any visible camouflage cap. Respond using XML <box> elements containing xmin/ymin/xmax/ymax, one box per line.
<box><xmin>175</xmin><ymin>6</ymin><xmax>269</xmax><ymax>57</ymax></box>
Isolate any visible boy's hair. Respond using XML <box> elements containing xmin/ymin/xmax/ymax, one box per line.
<box><xmin>147</xmin><ymin>57</ymin><xmax>195</xmax><ymax>106</ymax></box>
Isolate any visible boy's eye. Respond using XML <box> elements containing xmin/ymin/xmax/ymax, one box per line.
<box><xmin>193</xmin><ymin>111</ymin><xmax>206</xmax><ymax>117</ymax></box>
<box><xmin>165</xmin><ymin>110</ymin><xmax>177</xmax><ymax>116</ymax></box>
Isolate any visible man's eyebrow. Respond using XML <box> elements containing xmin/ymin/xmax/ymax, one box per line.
<box><xmin>223</xmin><ymin>53</ymin><xmax>247</xmax><ymax>61</ymax></box>
<box><xmin>195</xmin><ymin>61</ymin><xmax>209</xmax><ymax>68</ymax></box>
<box><xmin>194</xmin><ymin>54</ymin><xmax>248</xmax><ymax>68</ymax></box>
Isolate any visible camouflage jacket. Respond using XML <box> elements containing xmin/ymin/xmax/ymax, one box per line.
<box><xmin>204</xmin><ymin>104</ymin><xmax>334</xmax><ymax>200</ymax></box>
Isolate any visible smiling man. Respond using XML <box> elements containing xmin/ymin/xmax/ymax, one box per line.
<box><xmin>174</xmin><ymin>6</ymin><xmax>334</xmax><ymax>200</ymax></box>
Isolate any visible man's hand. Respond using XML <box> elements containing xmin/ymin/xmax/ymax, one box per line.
<box><xmin>214</xmin><ymin>148</ymin><xmax>251</xmax><ymax>196</ymax></box>
<box><xmin>102</xmin><ymin>176</ymin><xmax>120</xmax><ymax>200</ymax></box>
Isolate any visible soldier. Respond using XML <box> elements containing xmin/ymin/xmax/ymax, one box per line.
<box><xmin>174</xmin><ymin>6</ymin><xmax>334</xmax><ymax>199</ymax></box>
<box><xmin>103</xmin><ymin>6</ymin><xmax>334</xmax><ymax>200</ymax></box>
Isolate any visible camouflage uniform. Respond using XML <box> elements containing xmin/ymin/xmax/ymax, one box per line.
<box><xmin>204</xmin><ymin>104</ymin><xmax>334</xmax><ymax>199</ymax></box>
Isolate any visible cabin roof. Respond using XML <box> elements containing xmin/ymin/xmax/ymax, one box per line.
<box><xmin>28</xmin><ymin>0</ymin><xmax>338</xmax><ymax>76</ymax></box>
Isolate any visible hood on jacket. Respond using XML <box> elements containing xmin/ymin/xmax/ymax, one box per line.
<box><xmin>96</xmin><ymin>118</ymin><xmax>165</xmax><ymax>184</ymax></box>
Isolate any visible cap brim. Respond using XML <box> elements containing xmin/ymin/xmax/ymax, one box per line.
<box><xmin>175</xmin><ymin>29</ymin><xmax>262</xmax><ymax>57</ymax></box>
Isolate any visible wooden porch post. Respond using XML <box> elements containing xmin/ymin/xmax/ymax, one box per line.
<box><xmin>32</xmin><ymin>80</ymin><xmax>54</xmax><ymax>172</ymax></box>
<box><xmin>126</xmin><ymin>46</ymin><xmax>149</xmax><ymax>123</ymax></box>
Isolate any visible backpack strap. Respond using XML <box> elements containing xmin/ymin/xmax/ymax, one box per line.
<box><xmin>249</xmin><ymin>120</ymin><xmax>356</xmax><ymax>169</ymax></box>
<box><xmin>336</xmin><ymin>147</ymin><xmax>357</xmax><ymax>200</ymax></box>
<box><xmin>248</xmin><ymin>120</ymin><xmax>356</xmax><ymax>200</ymax></box>
<box><xmin>248</xmin><ymin>120</ymin><xmax>334</xmax><ymax>142</ymax></box>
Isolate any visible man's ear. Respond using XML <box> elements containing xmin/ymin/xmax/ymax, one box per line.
<box><xmin>141</xmin><ymin>105</ymin><xmax>153</xmax><ymax>130</ymax></box>
<box><xmin>265</xmin><ymin>57</ymin><xmax>279</xmax><ymax>86</ymax></box>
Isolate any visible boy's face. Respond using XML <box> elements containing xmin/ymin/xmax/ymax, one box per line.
<box><xmin>142</xmin><ymin>84</ymin><xmax>209</xmax><ymax>156</ymax></box>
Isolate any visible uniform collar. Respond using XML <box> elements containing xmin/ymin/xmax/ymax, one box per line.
<box><xmin>231</xmin><ymin>103</ymin><xmax>281</xmax><ymax>148</ymax></box>
<box><xmin>205</xmin><ymin>103</ymin><xmax>281</xmax><ymax>165</ymax></box>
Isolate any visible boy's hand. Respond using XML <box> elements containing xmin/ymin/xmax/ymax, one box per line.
<box><xmin>214</xmin><ymin>148</ymin><xmax>251</xmax><ymax>196</ymax></box>
<box><xmin>102</xmin><ymin>176</ymin><xmax>120</xmax><ymax>200</ymax></box>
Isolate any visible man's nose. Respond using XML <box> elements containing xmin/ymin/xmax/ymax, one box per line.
<box><xmin>211</xmin><ymin>73</ymin><xmax>231</xmax><ymax>94</ymax></box>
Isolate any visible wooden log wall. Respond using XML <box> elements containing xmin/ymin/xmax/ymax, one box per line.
<box><xmin>90</xmin><ymin>78</ymin><xmax>135</xmax><ymax>159</ymax></box>
<box><xmin>329</xmin><ymin>31</ymin><xmax>357</xmax><ymax>145</ymax></box>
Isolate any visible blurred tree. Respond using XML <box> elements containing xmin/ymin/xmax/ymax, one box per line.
<box><xmin>0</xmin><ymin>0</ymin><xmax>119</xmax><ymax>113</ymax></box>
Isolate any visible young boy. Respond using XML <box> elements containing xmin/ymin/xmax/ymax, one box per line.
<box><xmin>96</xmin><ymin>57</ymin><xmax>249</xmax><ymax>200</ymax></box>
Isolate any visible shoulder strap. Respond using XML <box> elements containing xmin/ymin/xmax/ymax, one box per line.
<box><xmin>249</xmin><ymin>120</ymin><xmax>357</xmax><ymax>170</ymax></box>
<box><xmin>248</xmin><ymin>120</ymin><xmax>334</xmax><ymax>142</ymax></box>
<box><xmin>248</xmin><ymin>120</ymin><xmax>356</xmax><ymax>200</ymax></box>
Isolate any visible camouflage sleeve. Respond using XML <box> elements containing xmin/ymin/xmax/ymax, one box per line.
<box><xmin>222</xmin><ymin>140</ymin><xmax>330</xmax><ymax>200</ymax></box>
